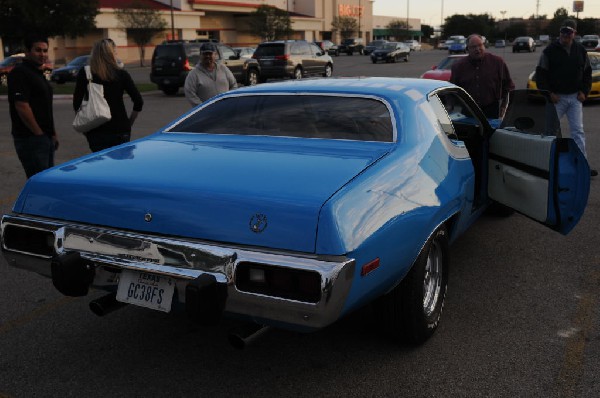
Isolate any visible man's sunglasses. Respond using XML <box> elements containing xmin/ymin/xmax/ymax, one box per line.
<box><xmin>560</xmin><ymin>27</ymin><xmax>575</xmax><ymax>35</ymax></box>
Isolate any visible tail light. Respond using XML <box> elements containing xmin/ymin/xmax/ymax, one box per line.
<box><xmin>183</xmin><ymin>59</ymin><xmax>192</xmax><ymax>71</ymax></box>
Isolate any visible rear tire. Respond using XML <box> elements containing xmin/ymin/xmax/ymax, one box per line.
<box><xmin>375</xmin><ymin>226</ymin><xmax>449</xmax><ymax>345</ymax></box>
<box><xmin>246</xmin><ymin>69</ymin><xmax>259</xmax><ymax>86</ymax></box>
<box><xmin>293</xmin><ymin>67</ymin><xmax>303</xmax><ymax>80</ymax></box>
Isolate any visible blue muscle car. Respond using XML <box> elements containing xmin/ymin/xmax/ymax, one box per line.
<box><xmin>0</xmin><ymin>78</ymin><xmax>590</xmax><ymax>346</ymax></box>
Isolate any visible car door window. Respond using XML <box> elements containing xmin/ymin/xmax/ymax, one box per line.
<box><xmin>220</xmin><ymin>45</ymin><xmax>236</xmax><ymax>60</ymax></box>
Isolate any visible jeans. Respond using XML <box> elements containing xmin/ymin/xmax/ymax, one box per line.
<box><xmin>554</xmin><ymin>93</ymin><xmax>586</xmax><ymax>157</ymax></box>
<box><xmin>13</xmin><ymin>134</ymin><xmax>55</xmax><ymax>178</ymax></box>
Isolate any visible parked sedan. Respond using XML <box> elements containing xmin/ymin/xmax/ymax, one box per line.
<box><xmin>1</xmin><ymin>78</ymin><xmax>589</xmax><ymax>347</ymax></box>
<box><xmin>404</xmin><ymin>40</ymin><xmax>422</xmax><ymax>51</ymax></box>
<box><xmin>314</xmin><ymin>40</ymin><xmax>339</xmax><ymax>56</ymax></box>
<box><xmin>448</xmin><ymin>38</ymin><xmax>467</xmax><ymax>54</ymax></box>
<box><xmin>370</xmin><ymin>42</ymin><xmax>410</xmax><ymax>63</ymax></box>
<box><xmin>527</xmin><ymin>51</ymin><xmax>600</xmax><ymax>100</ymax></box>
<box><xmin>363</xmin><ymin>40</ymin><xmax>388</xmax><ymax>55</ymax></box>
<box><xmin>420</xmin><ymin>54</ymin><xmax>467</xmax><ymax>81</ymax></box>
<box><xmin>513</xmin><ymin>36</ymin><xmax>536</xmax><ymax>52</ymax></box>
<box><xmin>50</xmin><ymin>55</ymin><xmax>90</xmax><ymax>84</ymax></box>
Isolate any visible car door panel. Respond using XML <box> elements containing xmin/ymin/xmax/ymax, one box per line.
<box><xmin>488</xmin><ymin>129</ymin><xmax>590</xmax><ymax>234</ymax></box>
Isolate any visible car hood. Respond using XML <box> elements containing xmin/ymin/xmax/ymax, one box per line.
<box><xmin>14</xmin><ymin>134</ymin><xmax>391</xmax><ymax>253</ymax></box>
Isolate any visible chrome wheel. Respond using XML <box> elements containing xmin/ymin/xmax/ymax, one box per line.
<box><xmin>323</xmin><ymin>64</ymin><xmax>332</xmax><ymax>77</ymax></box>
<box><xmin>293</xmin><ymin>67</ymin><xmax>302</xmax><ymax>79</ymax></box>
<box><xmin>423</xmin><ymin>239</ymin><xmax>443</xmax><ymax>317</ymax></box>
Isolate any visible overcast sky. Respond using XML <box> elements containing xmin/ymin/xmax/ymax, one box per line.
<box><xmin>372</xmin><ymin>0</ymin><xmax>600</xmax><ymax>27</ymax></box>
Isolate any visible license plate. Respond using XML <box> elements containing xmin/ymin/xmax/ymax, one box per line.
<box><xmin>163</xmin><ymin>79</ymin><xmax>170</xmax><ymax>85</ymax></box>
<box><xmin>116</xmin><ymin>270</ymin><xmax>175</xmax><ymax>312</ymax></box>
<box><xmin>262</xmin><ymin>60</ymin><xmax>272</xmax><ymax>66</ymax></box>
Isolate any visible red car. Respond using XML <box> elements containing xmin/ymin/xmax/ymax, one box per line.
<box><xmin>420</xmin><ymin>54</ymin><xmax>467</xmax><ymax>81</ymax></box>
<box><xmin>0</xmin><ymin>53</ymin><xmax>53</xmax><ymax>86</ymax></box>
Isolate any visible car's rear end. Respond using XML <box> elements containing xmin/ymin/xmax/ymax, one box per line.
<box><xmin>150</xmin><ymin>43</ymin><xmax>199</xmax><ymax>94</ymax></box>
<box><xmin>252</xmin><ymin>42</ymin><xmax>292</xmax><ymax>81</ymax></box>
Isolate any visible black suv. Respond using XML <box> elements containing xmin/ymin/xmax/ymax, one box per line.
<box><xmin>150</xmin><ymin>41</ymin><xmax>261</xmax><ymax>95</ymax></box>
<box><xmin>338</xmin><ymin>38</ymin><xmax>365</xmax><ymax>55</ymax></box>
<box><xmin>252</xmin><ymin>40</ymin><xmax>333</xmax><ymax>82</ymax></box>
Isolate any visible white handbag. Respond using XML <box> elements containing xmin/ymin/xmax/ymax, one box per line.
<box><xmin>72</xmin><ymin>65</ymin><xmax>112</xmax><ymax>133</ymax></box>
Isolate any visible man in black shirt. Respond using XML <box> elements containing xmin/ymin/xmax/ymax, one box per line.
<box><xmin>8</xmin><ymin>36</ymin><xmax>59</xmax><ymax>178</ymax></box>
<box><xmin>536</xmin><ymin>19</ymin><xmax>596</xmax><ymax>177</ymax></box>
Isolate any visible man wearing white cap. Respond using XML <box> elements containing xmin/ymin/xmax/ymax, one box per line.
<box><xmin>536</xmin><ymin>18</ymin><xmax>596</xmax><ymax>177</ymax></box>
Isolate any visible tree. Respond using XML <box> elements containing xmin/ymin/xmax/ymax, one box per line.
<box><xmin>247</xmin><ymin>5</ymin><xmax>293</xmax><ymax>41</ymax></box>
<box><xmin>116</xmin><ymin>0</ymin><xmax>167</xmax><ymax>66</ymax></box>
<box><xmin>443</xmin><ymin>14</ymin><xmax>496</xmax><ymax>39</ymax></box>
<box><xmin>386</xmin><ymin>19</ymin><xmax>408</xmax><ymax>41</ymax></box>
<box><xmin>0</xmin><ymin>0</ymin><xmax>99</xmax><ymax>45</ymax></box>
<box><xmin>331</xmin><ymin>16</ymin><xmax>358</xmax><ymax>40</ymax></box>
<box><xmin>421</xmin><ymin>24</ymin><xmax>434</xmax><ymax>41</ymax></box>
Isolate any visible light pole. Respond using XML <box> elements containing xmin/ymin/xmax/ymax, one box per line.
<box><xmin>358</xmin><ymin>0</ymin><xmax>362</xmax><ymax>39</ymax></box>
<box><xmin>406</xmin><ymin>0</ymin><xmax>410</xmax><ymax>40</ymax></box>
<box><xmin>170</xmin><ymin>0</ymin><xmax>175</xmax><ymax>40</ymax></box>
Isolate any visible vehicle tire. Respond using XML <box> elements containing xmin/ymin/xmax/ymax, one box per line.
<box><xmin>404</xmin><ymin>54</ymin><xmax>410</xmax><ymax>62</ymax></box>
<box><xmin>161</xmin><ymin>86</ymin><xmax>179</xmax><ymax>95</ymax></box>
<box><xmin>293</xmin><ymin>67</ymin><xmax>303</xmax><ymax>80</ymax></box>
<box><xmin>246</xmin><ymin>69</ymin><xmax>259</xmax><ymax>86</ymax></box>
<box><xmin>323</xmin><ymin>63</ymin><xmax>333</xmax><ymax>77</ymax></box>
<box><xmin>372</xmin><ymin>59</ymin><xmax>377</xmax><ymax>64</ymax></box>
<box><xmin>374</xmin><ymin>226</ymin><xmax>449</xmax><ymax>345</ymax></box>
<box><xmin>347</xmin><ymin>51</ymin><xmax>353</xmax><ymax>56</ymax></box>
<box><xmin>359</xmin><ymin>48</ymin><xmax>364</xmax><ymax>55</ymax></box>
<box><xmin>334</xmin><ymin>50</ymin><xmax>339</xmax><ymax>56</ymax></box>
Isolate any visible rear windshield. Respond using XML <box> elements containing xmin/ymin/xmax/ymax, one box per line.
<box><xmin>171</xmin><ymin>95</ymin><xmax>394</xmax><ymax>142</ymax></box>
<box><xmin>254</xmin><ymin>44</ymin><xmax>285</xmax><ymax>57</ymax></box>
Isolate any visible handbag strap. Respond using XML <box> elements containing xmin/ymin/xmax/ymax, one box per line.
<box><xmin>84</xmin><ymin>65</ymin><xmax>92</xmax><ymax>81</ymax></box>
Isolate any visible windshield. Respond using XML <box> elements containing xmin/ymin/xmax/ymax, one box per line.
<box><xmin>170</xmin><ymin>95</ymin><xmax>394</xmax><ymax>142</ymax></box>
<box><xmin>69</xmin><ymin>56</ymin><xmax>89</xmax><ymax>66</ymax></box>
<box><xmin>383</xmin><ymin>43</ymin><xmax>397</xmax><ymax>50</ymax></box>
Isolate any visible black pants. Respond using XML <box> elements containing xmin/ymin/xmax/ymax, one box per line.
<box><xmin>13</xmin><ymin>134</ymin><xmax>55</xmax><ymax>178</ymax></box>
<box><xmin>480</xmin><ymin>100</ymin><xmax>500</xmax><ymax>119</ymax></box>
<box><xmin>86</xmin><ymin>133</ymin><xmax>131</xmax><ymax>153</ymax></box>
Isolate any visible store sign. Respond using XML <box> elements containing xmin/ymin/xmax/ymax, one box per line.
<box><xmin>573</xmin><ymin>1</ymin><xmax>584</xmax><ymax>12</ymax></box>
<box><xmin>339</xmin><ymin>4</ymin><xmax>363</xmax><ymax>17</ymax></box>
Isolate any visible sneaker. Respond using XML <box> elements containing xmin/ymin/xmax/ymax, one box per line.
<box><xmin>592</xmin><ymin>169</ymin><xmax>598</xmax><ymax>177</ymax></box>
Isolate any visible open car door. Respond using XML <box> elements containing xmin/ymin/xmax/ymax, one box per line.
<box><xmin>488</xmin><ymin>90</ymin><xmax>590</xmax><ymax>235</ymax></box>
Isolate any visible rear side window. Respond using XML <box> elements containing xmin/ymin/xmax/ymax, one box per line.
<box><xmin>154</xmin><ymin>45</ymin><xmax>184</xmax><ymax>60</ymax></box>
<box><xmin>171</xmin><ymin>95</ymin><xmax>394</xmax><ymax>142</ymax></box>
<box><xmin>254</xmin><ymin>44</ymin><xmax>285</xmax><ymax>57</ymax></box>
<box><xmin>291</xmin><ymin>42</ymin><xmax>310</xmax><ymax>55</ymax></box>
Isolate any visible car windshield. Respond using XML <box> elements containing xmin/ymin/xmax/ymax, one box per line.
<box><xmin>69</xmin><ymin>56</ymin><xmax>89</xmax><ymax>66</ymax></box>
<box><xmin>368</xmin><ymin>40</ymin><xmax>386</xmax><ymax>47</ymax></box>
<box><xmin>170</xmin><ymin>95</ymin><xmax>394</xmax><ymax>142</ymax></box>
<box><xmin>254</xmin><ymin>44</ymin><xmax>284</xmax><ymax>57</ymax></box>
<box><xmin>437</xmin><ymin>56</ymin><xmax>462</xmax><ymax>69</ymax></box>
<box><xmin>383</xmin><ymin>43</ymin><xmax>398</xmax><ymax>50</ymax></box>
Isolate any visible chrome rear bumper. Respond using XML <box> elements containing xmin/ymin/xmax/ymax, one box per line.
<box><xmin>1</xmin><ymin>214</ymin><xmax>355</xmax><ymax>331</ymax></box>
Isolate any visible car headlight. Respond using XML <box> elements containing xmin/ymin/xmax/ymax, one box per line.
<box><xmin>70</xmin><ymin>69</ymin><xmax>78</xmax><ymax>76</ymax></box>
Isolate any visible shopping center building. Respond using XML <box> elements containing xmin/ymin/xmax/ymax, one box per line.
<box><xmin>3</xmin><ymin>0</ymin><xmax>421</xmax><ymax>64</ymax></box>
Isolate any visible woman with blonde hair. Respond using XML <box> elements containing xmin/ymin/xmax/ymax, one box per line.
<box><xmin>73</xmin><ymin>38</ymin><xmax>143</xmax><ymax>152</ymax></box>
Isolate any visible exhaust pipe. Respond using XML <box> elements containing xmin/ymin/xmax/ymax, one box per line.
<box><xmin>228</xmin><ymin>324</ymin><xmax>271</xmax><ymax>350</ymax></box>
<box><xmin>89</xmin><ymin>293</ymin><xmax>127</xmax><ymax>317</ymax></box>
